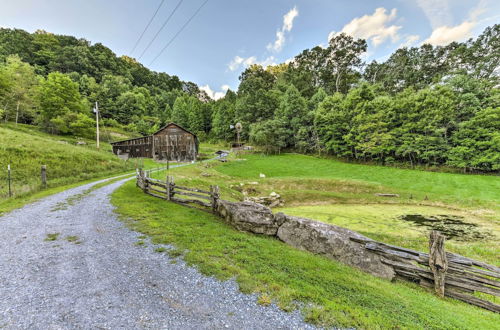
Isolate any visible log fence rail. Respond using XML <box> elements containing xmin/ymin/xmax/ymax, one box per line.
<box><xmin>136</xmin><ymin>170</ymin><xmax>499</xmax><ymax>313</ymax></box>
<box><xmin>137</xmin><ymin>169</ymin><xmax>218</xmax><ymax>213</ymax></box>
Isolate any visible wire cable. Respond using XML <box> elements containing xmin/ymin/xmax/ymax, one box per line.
<box><xmin>130</xmin><ymin>0</ymin><xmax>166</xmax><ymax>54</ymax></box>
<box><xmin>149</xmin><ymin>0</ymin><xmax>209</xmax><ymax>66</ymax></box>
<box><xmin>138</xmin><ymin>0</ymin><xmax>184</xmax><ymax>60</ymax></box>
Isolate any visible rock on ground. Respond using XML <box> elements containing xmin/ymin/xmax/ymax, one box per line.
<box><xmin>276</xmin><ymin>213</ymin><xmax>395</xmax><ymax>279</ymax></box>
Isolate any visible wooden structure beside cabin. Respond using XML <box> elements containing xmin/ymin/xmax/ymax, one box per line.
<box><xmin>111</xmin><ymin>123</ymin><xmax>198</xmax><ymax>162</ymax></box>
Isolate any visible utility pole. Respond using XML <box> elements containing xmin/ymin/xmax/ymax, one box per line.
<box><xmin>93</xmin><ymin>102</ymin><xmax>100</xmax><ymax>150</ymax></box>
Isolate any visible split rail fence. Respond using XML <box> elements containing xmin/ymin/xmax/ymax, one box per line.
<box><xmin>135</xmin><ymin>170</ymin><xmax>499</xmax><ymax>313</ymax></box>
<box><xmin>351</xmin><ymin>234</ymin><xmax>500</xmax><ymax>312</ymax></box>
<box><xmin>136</xmin><ymin>169</ymin><xmax>219</xmax><ymax>213</ymax></box>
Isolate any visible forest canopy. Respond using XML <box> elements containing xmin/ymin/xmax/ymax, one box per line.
<box><xmin>0</xmin><ymin>25</ymin><xmax>499</xmax><ymax>172</ymax></box>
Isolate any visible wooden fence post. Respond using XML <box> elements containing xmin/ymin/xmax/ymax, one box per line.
<box><xmin>210</xmin><ymin>185</ymin><xmax>220</xmax><ymax>213</ymax></box>
<box><xmin>141</xmin><ymin>169</ymin><xmax>145</xmax><ymax>190</ymax></box>
<box><xmin>170</xmin><ymin>176</ymin><xmax>175</xmax><ymax>199</ymax></box>
<box><xmin>7</xmin><ymin>164</ymin><xmax>12</xmax><ymax>197</ymax></box>
<box><xmin>41</xmin><ymin>165</ymin><xmax>47</xmax><ymax>189</ymax></box>
<box><xmin>166</xmin><ymin>176</ymin><xmax>171</xmax><ymax>201</ymax></box>
<box><xmin>429</xmin><ymin>230</ymin><xmax>448</xmax><ymax>297</ymax></box>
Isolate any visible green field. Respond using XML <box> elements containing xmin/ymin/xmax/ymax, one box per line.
<box><xmin>215</xmin><ymin>153</ymin><xmax>500</xmax><ymax>264</ymax></box>
<box><xmin>111</xmin><ymin>151</ymin><xmax>500</xmax><ymax>328</ymax></box>
<box><xmin>131</xmin><ymin>152</ymin><xmax>500</xmax><ymax>262</ymax></box>
<box><xmin>216</xmin><ymin>153</ymin><xmax>500</xmax><ymax>210</ymax></box>
<box><xmin>0</xmin><ymin>123</ymin><xmax>135</xmax><ymax>198</ymax></box>
<box><xmin>112</xmin><ymin>180</ymin><xmax>499</xmax><ymax>329</ymax></box>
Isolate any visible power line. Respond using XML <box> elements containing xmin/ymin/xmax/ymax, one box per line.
<box><xmin>130</xmin><ymin>0</ymin><xmax>166</xmax><ymax>55</ymax></box>
<box><xmin>138</xmin><ymin>0</ymin><xmax>184</xmax><ymax>60</ymax></box>
<box><xmin>149</xmin><ymin>0</ymin><xmax>209</xmax><ymax>66</ymax></box>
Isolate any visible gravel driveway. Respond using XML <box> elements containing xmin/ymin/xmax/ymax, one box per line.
<box><xmin>0</xmin><ymin>175</ymin><xmax>314</xmax><ymax>329</ymax></box>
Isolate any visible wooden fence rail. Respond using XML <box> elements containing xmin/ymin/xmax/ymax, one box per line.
<box><xmin>136</xmin><ymin>169</ymin><xmax>219</xmax><ymax>213</ymax></box>
<box><xmin>351</xmin><ymin>234</ymin><xmax>500</xmax><ymax>312</ymax></box>
<box><xmin>136</xmin><ymin>169</ymin><xmax>499</xmax><ymax>313</ymax></box>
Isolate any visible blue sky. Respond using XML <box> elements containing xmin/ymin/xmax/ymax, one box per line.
<box><xmin>1</xmin><ymin>0</ymin><xmax>499</xmax><ymax>99</ymax></box>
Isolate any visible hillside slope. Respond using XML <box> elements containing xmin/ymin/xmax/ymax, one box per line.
<box><xmin>0</xmin><ymin>124</ymin><xmax>133</xmax><ymax>198</ymax></box>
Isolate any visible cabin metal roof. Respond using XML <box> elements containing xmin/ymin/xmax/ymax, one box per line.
<box><xmin>152</xmin><ymin>122</ymin><xmax>197</xmax><ymax>138</ymax></box>
<box><xmin>110</xmin><ymin>122</ymin><xmax>197</xmax><ymax>145</ymax></box>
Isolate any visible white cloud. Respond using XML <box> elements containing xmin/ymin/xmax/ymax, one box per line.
<box><xmin>267</xmin><ymin>6</ymin><xmax>299</xmax><ymax>52</ymax></box>
<box><xmin>257</xmin><ymin>56</ymin><xmax>277</xmax><ymax>67</ymax></box>
<box><xmin>422</xmin><ymin>0</ymin><xmax>488</xmax><ymax>46</ymax></box>
<box><xmin>422</xmin><ymin>20</ymin><xmax>475</xmax><ymax>46</ymax></box>
<box><xmin>228</xmin><ymin>55</ymin><xmax>276</xmax><ymax>72</ymax></box>
<box><xmin>228</xmin><ymin>56</ymin><xmax>243</xmax><ymax>71</ymax></box>
<box><xmin>221</xmin><ymin>84</ymin><xmax>230</xmax><ymax>91</ymax></box>
<box><xmin>399</xmin><ymin>34</ymin><xmax>420</xmax><ymax>48</ymax></box>
<box><xmin>200</xmin><ymin>85</ymin><xmax>226</xmax><ymax>100</ymax></box>
<box><xmin>228</xmin><ymin>55</ymin><xmax>257</xmax><ymax>71</ymax></box>
<box><xmin>328</xmin><ymin>8</ymin><xmax>402</xmax><ymax>47</ymax></box>
<box><xmin>283</xmin><ymin>6</ymin><xmax>299</xmax><ymax>32</ymax></box>
<box><xmin>416</xmin><ymin>0</ymin><xmax>452</xmax><ymax>28</ymax></box>
<box><xmin>228</xmin><ymin>7</ymin><xmax>295</xmax><ymax>72</ymax></box>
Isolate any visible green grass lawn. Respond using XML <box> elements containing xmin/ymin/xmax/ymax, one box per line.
<box><xmin>216</xmin><ymin>153</ymin><xmax>500</xmax><ymax>211</ymax></box>
<box><xmin>112</xmin><ymin>179</ymin><xmax>500</xmax><ymax>329</ymax></box>
<box><xmin>137</xmin><ymin>152</ymin><xmax>499</xmax><ymax>262</ymax></box>
<box><xmin>0</xmin><ymin>123</ymin><xmax>136</xmax><ymax>198</ymax></box>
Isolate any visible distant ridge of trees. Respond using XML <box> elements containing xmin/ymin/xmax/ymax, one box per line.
<box><xmin>0</xmin><ymin>28</ymin><xmax>211</xmax><ymax>137</ymax></box>
<box><xmin>213</xmin><ymin>25</ymin><xmax>499</xmax><ymax>172</ymax></box>
<box><xmin>0</xmin><ymin>25</ymin><xmax>498</xmax><ymax>172</ymax></box>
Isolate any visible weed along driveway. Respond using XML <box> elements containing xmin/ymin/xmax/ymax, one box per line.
<box><xmin>0</xmin><ymin>174</ymin><xmax>313</xmax><ymax>329</ymax></box>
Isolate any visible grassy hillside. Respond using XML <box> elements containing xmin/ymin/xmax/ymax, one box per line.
<box><xmin>112</xmin><ymin>157</ymin><xmax>500</xmax><ymax>328</ymax></box>
<box><xmin>210</xmin><ymin>153</ymin><xmax>500</xmax><ymax>262</ymax></box>
<box><xmin>0</xmin><ymin>123</ymin><xmax>134</xmax><ymax>198</ymax></box>
<box><xmin>141</xmin><ymin>153</ymin><xmax>499</xmax><ymax>263</ymax></box>
<box><xmin>216</xmin><ymin>153</ymin><xmax>500</xmax><ymax>209</ymax></box>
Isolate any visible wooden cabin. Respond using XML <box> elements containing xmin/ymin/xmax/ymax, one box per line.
<box><xmin>111</xmin><ymin>123</ymin><xmax>198</xmax><ymax>162</ymax></box>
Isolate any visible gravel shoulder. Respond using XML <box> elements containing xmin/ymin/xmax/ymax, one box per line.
<box><xmin>0</xmin><ymin>175</ymin><xmax>314</xmax><ymax>329</ymax></box>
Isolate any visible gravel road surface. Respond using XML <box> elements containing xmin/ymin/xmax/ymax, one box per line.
<box><xmin>0</xmin><ymin>175</ymin><xmax>314</xmax><ymax>329</ymax></box>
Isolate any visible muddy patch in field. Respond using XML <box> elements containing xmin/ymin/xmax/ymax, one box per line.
<box><xmin>399</xmin><ymin>214</ymin><xmax>492</xmax><ymax>241</ymax></box>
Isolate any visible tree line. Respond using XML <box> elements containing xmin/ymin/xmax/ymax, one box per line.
<box><xmin>0</xmin><ymin>25</ymin><xmax>498</xmax><ymax>172</ymax></box>
<box><xmin>0</xmin><ymin>28</ymin><xmax>211</xmax><ymax>138</ymax></box>
<box><xmin>211</xmin><ymin>25</ymin><xmax>499</xmax><ymax>172</ymax></box>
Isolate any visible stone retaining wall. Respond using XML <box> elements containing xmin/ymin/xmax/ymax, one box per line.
<box><xmin>216</xmin><ymin>199</ymin><xmax>396</xmax><ymax>279</ymax></box>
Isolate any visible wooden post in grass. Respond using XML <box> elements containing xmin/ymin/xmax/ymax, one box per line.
<box><xmin>41</xmin><ymin>165</ymin><xmax>47</xmax><ymax>189</ymax></box>
<box><xmin>429</xmin><ymin>230</ymin><xmax>448</xmax><ymax>297</ymax></box>
<box><xmin>138</xmin><ymin>168</ymin><xmax>145</xmax><ymax>190</ymax></box>
<box><xmin>144</xmin><ymin>170</ymin><xmax>149</xmax><ymax>192</ymax></box>
<box><xmin>7</xmin><ymin>164</ymin><xmax>12</xmax><ymax>197</ymax></box>
<box><xmin>170</xmin><ymin>176</ymin><xmax>175</xmax><ymax>199</ymax></box>
<box><xmin>210</xmin><ymin>185</ymin><xmax>220</xmax><ymax>213</ymax></box>
<box><xmin>166</xmin><ymin>175</ymin><xmax>171</xmax><ymax>201</ymax></box>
